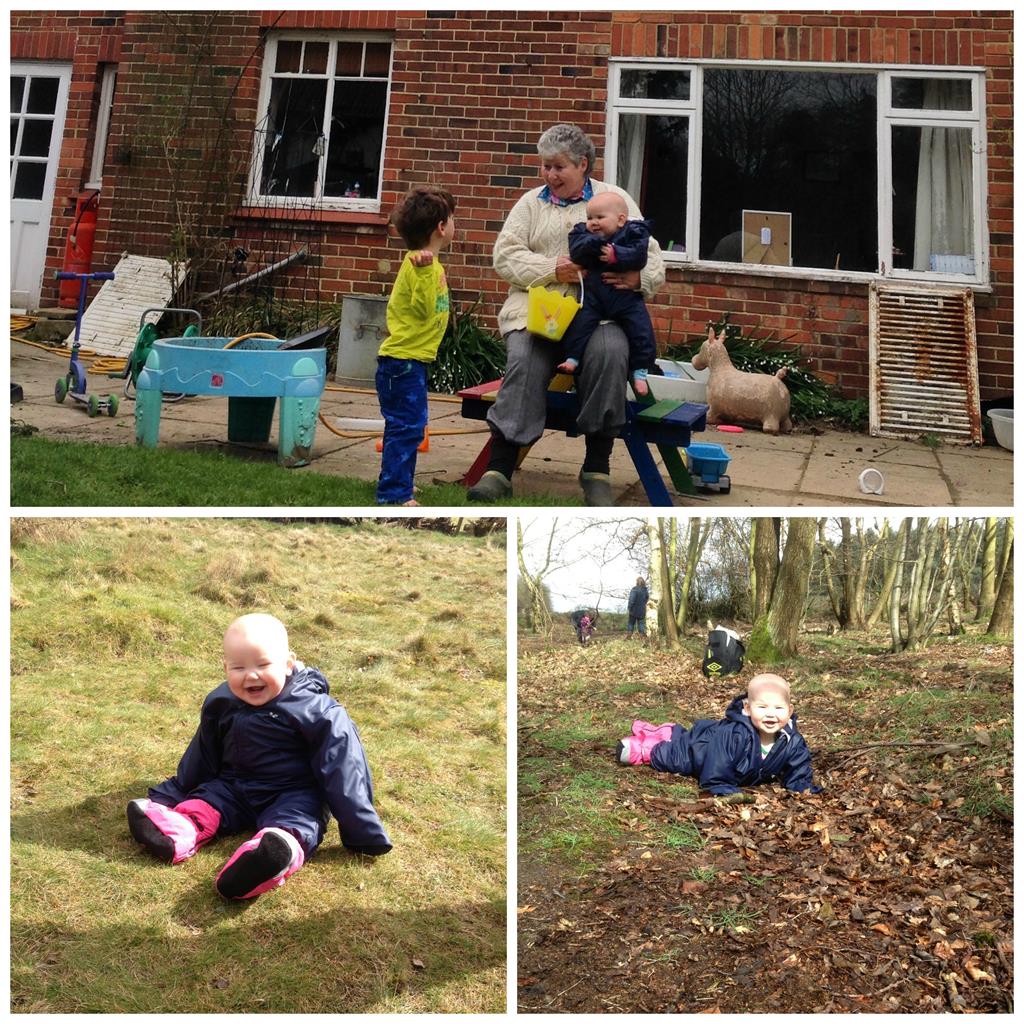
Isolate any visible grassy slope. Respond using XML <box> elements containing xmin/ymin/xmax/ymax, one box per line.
<box><xmin>10</xmin><ymin>434</ymin><xmax>578</xmax><ymax>507</ymax></box>
<box><xmin>11</xmin><ymin>519</ymin><xmax>506</xmax><ymax>1012</ymax></box>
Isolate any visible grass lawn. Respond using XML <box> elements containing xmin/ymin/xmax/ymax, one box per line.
<box><xmin>11</xmin><ymin>518</ymin><xmax>507</xmax><ymax>1012</ymax></box>
<box><xmin>10</xmin><ymin>433</ymin><xmax>579</xmax><ymax>507</ymax></box>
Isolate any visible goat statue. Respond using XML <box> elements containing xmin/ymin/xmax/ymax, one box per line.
<box><xmin>691</xmin><ymin>326</ymin><xmax>793</xmax><ymax>434</ymax></box>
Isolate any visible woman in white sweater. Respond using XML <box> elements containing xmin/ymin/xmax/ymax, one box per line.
<box><xmin>467</xmin><ymin>124</ymin><xmax>665</xmax><ymax>505</ymax></box>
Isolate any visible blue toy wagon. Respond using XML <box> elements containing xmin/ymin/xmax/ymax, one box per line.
<box><xmin>683</xmin><ymin>442</ymin><xmax>732</xmax><ymax>494</ymax></box>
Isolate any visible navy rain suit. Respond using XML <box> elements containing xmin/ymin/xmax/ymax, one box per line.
<box><xmin>559</xmin><ymin>219</ymin><xmax>657</xmax><ymax>376</ymax></box>
<box><xmin>649</xmin><ymin>695</ymin><xmax>821</xmax><ymax>795</ymax></box>
<box><xmin>149</xmin><ymin>667</ymin><xmax>392</xmax><ymax>857</ymax></box>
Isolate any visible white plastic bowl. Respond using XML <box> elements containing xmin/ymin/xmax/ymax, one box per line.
<box><xmin>988</xmin><ymin>408</ymin><xmax>1013</xmax><ymax>451</ymax></box>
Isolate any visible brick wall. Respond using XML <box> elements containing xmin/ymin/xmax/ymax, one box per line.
<box><xmin>16</xmin><ymin>10</ymin><xmax>1013</xmax><ymax>399</ymax></box>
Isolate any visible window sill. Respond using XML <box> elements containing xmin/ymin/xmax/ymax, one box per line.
<box><xmin>665</xmin><ymin>257</ymin><xmax>992</xmax><ymax>293</ymax></box>
<box><xmin>234</xmin><ymin>205</ymin><xmax>389</xmax><ymax>228</ymax></box>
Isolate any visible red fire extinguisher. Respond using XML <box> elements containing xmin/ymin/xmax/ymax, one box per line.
<box><xmin>59</xmin><ymin>190</ymin><xmax>101</xmax><ymax>308</ymax></box>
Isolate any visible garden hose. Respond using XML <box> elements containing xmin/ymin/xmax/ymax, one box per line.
<box><xmin>224</xmin><ymin>331</ymin><xmax>279</xmax><ymax>349</ymax></box>
<box><xmin>316</xmin><ymin>412</ymin><xmax>488</xmax><ymax>440</ymax></box>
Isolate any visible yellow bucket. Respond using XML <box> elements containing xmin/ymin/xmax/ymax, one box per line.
<box><xmin>526</xmin><ymin>274</ymin><xmax>584</xmax><ymax>341</ymax></box>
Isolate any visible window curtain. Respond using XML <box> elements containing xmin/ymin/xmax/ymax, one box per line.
<box><xmin>617</xmin><ymin>114</ymin><xmax>647</xmax><ymax>206</ymax></box>
<box><xmin>912</xmin><ymin>81</ymin><xmax>974</xmax><ymax>271</ymax></box>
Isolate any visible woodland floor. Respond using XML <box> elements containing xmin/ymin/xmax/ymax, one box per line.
<box><xmin>517</xmin><ymin>626</ymin><xmax>1013</xmax><ymax>1014</ymax></box>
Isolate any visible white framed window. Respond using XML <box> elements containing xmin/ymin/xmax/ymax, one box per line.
<box><xmin>249</xmin><ymin>33</ymin><xmax>394</xmax><ymax>210</ymax></box>
<box><xmin>606</xmin><ymin>59</ymin><xmax>988</xmax><ymax>285</ymax></box>
<box><xmin>85</xmin><ymin>64</ymin><xmax>118</xmax><ymax>189</ymax></box>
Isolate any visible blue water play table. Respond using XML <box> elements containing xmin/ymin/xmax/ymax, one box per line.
<box><xmin>134</xmin><ymin>335</ymin><xmax>327</xmax><ymax>467</ymax></box>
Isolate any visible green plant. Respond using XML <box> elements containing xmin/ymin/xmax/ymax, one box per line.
<box><xmin>429</xmin><ymin>298</ymin><xmax>506</xmax><ymax>394</ymax></box>
<box><xmin>689</xmin><ymin>866</ymin><xmax>716</xmax><ymax>882</ymax></box>
<box><xmin>664</xmin><ymin>313</ymin><xmax>868</xmax><ymax>430</ymax></box>
<box><xmin>664</xmin><ymin>822</ymin><xmax>705</xmax><ymax>850</ymax></box>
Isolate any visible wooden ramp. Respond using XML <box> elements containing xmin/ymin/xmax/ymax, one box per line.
<box><xmin>75</xmin><ymin>253</ymin><xmax>181</xmax><ymax>357</ymax></box>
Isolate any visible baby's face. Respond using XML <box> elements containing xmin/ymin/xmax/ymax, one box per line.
<box><xmin>223</xmin><ymin>629</ymin><xmax>294</xmax><ymax>706</ymax></box>
<box><xmin>744</xmin><ymin>688</ymin><xmax>792</xmax><ymax>741</ymax></box>
<box><xmin>585</xmin><ymin>198</ymin><xmax>628</xmax><ymax>238</ymax></box>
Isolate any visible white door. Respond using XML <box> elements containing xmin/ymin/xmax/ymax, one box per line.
<box><xmin>10</xmin><ymin>62</ymin><xmax>72</xmax><ymax>310</ymax></box>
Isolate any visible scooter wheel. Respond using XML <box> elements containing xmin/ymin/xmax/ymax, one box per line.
<box><xmin>87</xmin><ymin>394</ymin><xmax>100</xmax><ymax>417</ymax></box>
<box><xmin>107</xmin><ymin>395</ymin><xmax>119</xmax><ymax>417</ymax></box>
<box><xmin>55</xmin><ymin>378</ymin><xmax>68</xmax><ymax>403</ymax></box>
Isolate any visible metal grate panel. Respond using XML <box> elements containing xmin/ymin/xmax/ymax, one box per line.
<box><xmin>868</xmin><ymin>282</ymin><xmax>981</xmax><ymax>445</ymax></box>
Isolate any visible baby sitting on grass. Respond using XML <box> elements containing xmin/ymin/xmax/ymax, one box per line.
<box><xmin>616</xmin><ymin>673</ymin><xmax>821</xmax><ymax>795</ymax></box>
<box><xmin>127</xmin><ymin>613</ymin><xmax>391</xmax><ymax>899</ymax></box>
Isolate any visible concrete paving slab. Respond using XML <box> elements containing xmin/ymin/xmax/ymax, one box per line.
<box><xmin>935</xmin><ymin>448</ymin><xmax>1015</xmax><ymax>507</ymax></box>
<box><xmin>11</xmin><ymin>340</ymin><xmax>1013</xmax><ymax>507</ymax></box>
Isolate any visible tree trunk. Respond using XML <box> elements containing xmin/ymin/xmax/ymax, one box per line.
<box><xmin>748</xmin><ymin>518</ymin><xmax>816</xmax><ymax>662</ymax></box>
<box><xmin>986</xmin><ymin>539</ymin><xmax>1013</xmax><ymax>636</ymax></box>
<box><xmin>888</xmin><ymin>519</ymin><xmax>911</xmax><ymax>652</ymax></box>
<box><xmin>975</xmin><ymin>516</ymin><xmax>999</xmax><ymax>622</ymax></box>
<box><xmin>868</xmin><ymin>519</ymin><xmax>907</xmax><ymax>631</ymax></box>
<box><xmin>817</xmin><ymin>518</ymin><xmax>844</xmax><ymax>626</ymax></box>
<box><xmin>751</xmin><ymin>517</ymin><xmax>781</xmax><ymax>622</ymax></box>
<box><xmin>516</xmin><ymin>519</ymin><xmax>554</xmax><ymax>634</ymax></box>
<box><xmin>653</xmin><ymin>519</ymin><xmax>680</xmax><ymax>646</ymax></box>
<box><xmin>675</xmin><ymin>519</ymin><xmax>708</xmax><ymax>632</ymax></box>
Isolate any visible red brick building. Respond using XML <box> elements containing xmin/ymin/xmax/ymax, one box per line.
<box><xmin>10</xmin><ymin>10</ymin><xmax>1013</xmax><ymax>399</ymax></box>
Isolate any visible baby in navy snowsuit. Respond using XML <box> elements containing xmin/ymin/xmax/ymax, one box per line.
<box><xmin>616</xmin><ymin>673</ymin><xmax>820</xmax><ymax>794</ymax></box>
<box><xmin>127</xmin><ymin>613</ymin><xmax>391</xmax><ymax>899</ymax></box>
<box><xmin>555</xmin><ymin>191</ymin><xmax>657</xmax><ymax>396</ymax></box>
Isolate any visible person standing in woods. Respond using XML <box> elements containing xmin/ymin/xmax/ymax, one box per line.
<box><xmin>626</xmin><ymin>577</ymin><xmax>649</xmax><ymax>637</ymax></box>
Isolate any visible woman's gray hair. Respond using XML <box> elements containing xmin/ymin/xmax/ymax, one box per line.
<box><xmin>536</xmin><ymin>124</ymin><xmax>596</xmax><ymax>173</ymax></box>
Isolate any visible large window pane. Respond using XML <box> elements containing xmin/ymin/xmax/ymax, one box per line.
<box><xmin>891</xmin><ymin>125</ymin><xmax>974</xmax><ymax>273</ymax></box>
<box><xmin>259</xmin><ymin>78</ymin><xmax>327</xmax><ymax>196</ymax></box>
<box><xmin>324</xmin><ymin>79</ymin><xmax>387</xmax><ymax>198</ymax></box>
<box><xmin>699</xmin><ymin>68</ymin><xmax>877</xmax><ymax>271</ymax></box>
<box><xmin>617</xmin><ymin>113</ymin><xmax>687</xmax><ymax>253</ymax></box>
<box><xmin>11</xmin><ymin>76</ymin><xmax>25</xmax><ymax>113</ymax></box>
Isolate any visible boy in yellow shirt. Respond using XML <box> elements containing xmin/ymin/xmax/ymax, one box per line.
<box><xmin>375</xmin><ymin>186</ymin><xmax>456</xmax><ymax>505</ymax></box>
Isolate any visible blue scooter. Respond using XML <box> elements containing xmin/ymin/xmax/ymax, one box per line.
<box><xmin>54</xmin><ymin>270</ymin><xmax>118</xmax><ymax>417</ymax></box>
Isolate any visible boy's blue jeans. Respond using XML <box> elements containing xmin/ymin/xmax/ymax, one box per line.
<box><xmin>376</xmin><ymin>356</ymin><xmax>428</xmax><ymax>504</ymax></box>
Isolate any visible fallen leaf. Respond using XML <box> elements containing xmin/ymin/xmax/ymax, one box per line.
<box><xmin>411</xmin><ymin>958</ymin><xmax>425</xmax><ymax>970</ymax></box>
<box><xmin>870</xmin><ymin>923</ymin><xmax>892</xmax><ymax>936</ymax></box>
<box><xmin>518</xmin><ymin>905</ymin><xmax>536</xmax><ymax>915</ymax></box>
<box><xmin>212</xmin><ymin>978</ymin><xmax>229</xmax><ymax>990</ymax></box>
<box><xmin>963</xmin><ymin>958</ymin><xmax>993</xmax><ymax>982</ymax></box>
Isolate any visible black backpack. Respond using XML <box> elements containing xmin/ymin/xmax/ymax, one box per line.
<box><xmin>701</xmin><ymin>626</ymin><xmax>745</xmax><ymax>678</ymax></box>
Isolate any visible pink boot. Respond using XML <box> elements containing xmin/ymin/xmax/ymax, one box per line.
<box><xmin>616</xmin><ymin>721</ymin><xmax>675</xmax><ymax>765</ymax></box>
<box><xmin>127</xmin><ymin>798</ymin><xmax>220</xmax><ymax>864</ymax></box>
<box><xmin>215</xmin><ymin>827</ymin><xmax>305</xmax><ymax>900</ymax></box>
